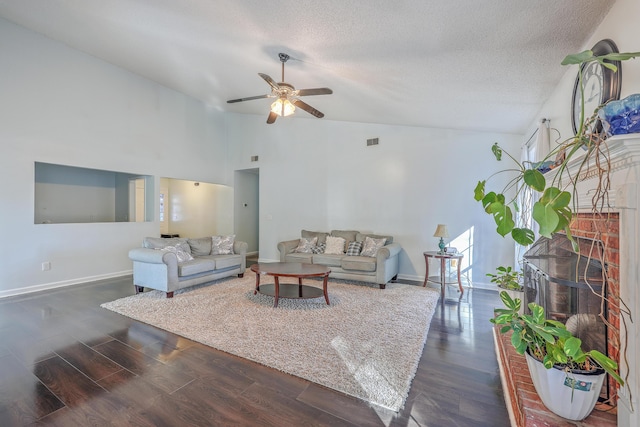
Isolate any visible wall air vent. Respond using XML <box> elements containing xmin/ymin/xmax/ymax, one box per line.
<box><xmin>251</xmin><ymin>155</ymin><xmax>259</xmax><ymax>162</ymax></box>
<box><xmin>366</xmin><ymin>138</ymin><xmax>379</xmax><ymax>146</ymax></box>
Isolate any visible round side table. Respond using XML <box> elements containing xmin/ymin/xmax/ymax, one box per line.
<box><xmin>423</xmin><ymin>251</ymin><xmax>464</xmax><ymax>298</ymax></box>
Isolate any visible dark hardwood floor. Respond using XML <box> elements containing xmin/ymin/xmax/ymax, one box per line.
<box><xmin>0</xmin><ymin>276</ymin><xmax>510</xmax><ymax>426</ymax></box>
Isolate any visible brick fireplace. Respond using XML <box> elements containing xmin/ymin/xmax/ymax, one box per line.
<box><xmin>495</xmin><ymin>134</ymin><xmax>640</xmax><ymax>427</ymax></box>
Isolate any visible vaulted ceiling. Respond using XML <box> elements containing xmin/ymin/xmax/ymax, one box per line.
<box><xmin>0</xmin><ymin>0</ymin><xmax>616</xmax><ymax>133</ymax></box>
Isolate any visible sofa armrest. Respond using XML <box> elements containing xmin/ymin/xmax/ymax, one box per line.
<box><xmin>376</xmin><ymin>243</ymin><xmax>401</xmax><ymax>261</ymax></box>
<box><xmin>128</xmin><ymin>248</ymin><xmax>176</xmax><ymax>264</ymax></box>
<box><xmin>277</xmin><ymin>239</ymin><xmax>300</xmax><ymax>262</ymax></box>
<box><xmin>233</xmin><ymin>240</ymin><xmax>248</xmax><ymax>256</ymax></box>
<box><xmin>376</xmin><ymin>243</ymin><xmax>402</xmax><ymax>285</ymax></box>
<box><xmin>128</xmin><ymin>247</ymin><xmax>179</xmax><ymax>292</ymax></box>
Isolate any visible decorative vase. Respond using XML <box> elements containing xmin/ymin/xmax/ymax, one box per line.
<box><xmin>525</xmin><ymin>351</ymin><xmax>605</xmax><ymax>421</ymax></box>
<box><xmin>599</xmin><ymin>93</ymin><xmax>640</xmax><ymax>136</ymax></box>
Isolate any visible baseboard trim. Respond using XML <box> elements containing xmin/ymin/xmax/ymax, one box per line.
<box><xmin>0</xmin><ymin>270</ymin><xmax>133</xmax><ymax>299</ymax></box>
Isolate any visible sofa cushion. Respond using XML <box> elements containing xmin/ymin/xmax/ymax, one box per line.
<box><xmin>285</xmin><ymin>252</ymin><xmax>313</xmax><ymax>263</ymax></box>
<box><xmin>212</xmin><ymin>235</ymin><xmax>235</xmax><ymax>255</ymax></box>
<box><xmin>356</xmin><ymin>233</ymin><xmax>394</xmax><ymax>245</ymax></box>
<box><xmin>346</xmin><ymin>241</ymin><xmax>363</xmax><ymax>256</ymax></box>
<box><xmin>325</xmin><ymin>236</ymin><xmax>345</xmax><ymax>254</ymax></box>
<box><xmin>312</xmin><ymin>253</ymin><xmax>343</xmax><ymax>267</ymax></box>
<box><xmin>360</xmin><ymin>236</ymin><xmax>387</xmax><ymax>257</ymax></box>
<box><xmin>187</xmin><ymin>237</ymin><xmax>212</xmax><ymax>256</ymax></box>
<box><xmin>178</xmin><ymin>258</ymin><xmax>216</xmax><ymax>276</ymax></box>
<box><xmin>294</xmin><ymin>237</ymin><xmax>317</xmax><ymax>253</ymax></box>
<box><xmin>143</xmin><ymin>237</ymin><xmax>186</xmax><ymax>249</ymax></box>
<box><xmin>301</xmin><ymin>230</ymin><xmax>329</xmax><ymax>244</ymax></box>
<box><xmin>208</xmin><ymin>254</ymin><xmax>242</xmax><ymax>270</ymax></box>
<box><xmin>341</xmin><ymin>256</ymin><xmax>377</xmax><ymax>272</ymax></box>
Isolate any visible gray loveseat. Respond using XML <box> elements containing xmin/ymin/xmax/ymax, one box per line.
<box><xmin>129</xmin><ymin>236</ymin><xmax>247</xmax><ymax>298</ymax></box>
<box><xmin>277</xmin><ymin>230</ymin><xmax>401</xmax><ymax>289</ymax></box>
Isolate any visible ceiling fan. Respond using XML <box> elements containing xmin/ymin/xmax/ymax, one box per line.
<box><xmin>227</xmin><ymin>53</ymin><xmax>333</xmax><ymax>124</ymax></box>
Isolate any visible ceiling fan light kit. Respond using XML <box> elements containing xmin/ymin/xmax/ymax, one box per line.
<box><xmin>227</xmin><ymin>52</ymin><xmax>333</xmax><ymax>124</ymax></box>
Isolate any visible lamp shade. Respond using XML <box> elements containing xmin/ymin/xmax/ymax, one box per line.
<box><xmin>270</xmin><ymin>98</ymin><xmax>295</xmax><ymax>117</ymax></box>
<box><xmin>433</xmin><ymin>224</ymin><xmax>449</xmax><ymax>238</ymax></box>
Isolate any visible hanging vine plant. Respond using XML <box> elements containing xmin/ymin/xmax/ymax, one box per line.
<box><xmin>474</xmin><ymin>47</ymin><xmax>640</xmax><ymax>249</ymax></box>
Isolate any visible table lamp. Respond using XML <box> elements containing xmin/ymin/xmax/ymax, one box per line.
<box><xmin>433</xmin><ymin>224</ymin><xmax>449</xmax><ymax>254</ymax></box>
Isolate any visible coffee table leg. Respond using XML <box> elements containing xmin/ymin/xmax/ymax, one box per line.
<box><xmin>254</xmin><ymin>272</ymin><xmax>260</xmax><ymax>295</ymax></box>
<box><xmin>274</xmin><ymin>276</ymin><xmax>280</xmax><ymax>308</ymax></box>
<box><xmin>298</xmin><ymin>277</ymin><xmax>303</xmax><ymax>297</ymax></box>
<box><xmin>323</xmin><ymin>274</ymin><xmax>330</xmax><ymax>305</ymax></box>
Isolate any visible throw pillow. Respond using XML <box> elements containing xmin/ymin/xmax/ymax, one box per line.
<box><xmin>187</xmin><ymin>237</ymin><xmax>212</xmax><ymax>256</ymax></box>
<box><xmin>211</xmin><ymin>235</ymin><xmax>235</xmax><ymax>255</ymax></box>
<box><xmin>346</xmin><ymin>241</ymin><xmax>363</xmax><ymax>256</ymax></box>
<box><xmin>294</xmin><ymin>237</ymin><xmax>317</xmax><ymax>253</ymax></box>
<box><xmin>159</xmin><ymin>245</ymin><xmax>194</xmax><ymax>263</ymax></box>
<box><xmin>360</xmin><ymin>236</ymin><xmax>386</xmax><ymax>257</ymax></box>
<box><xmin>325</xmin><ymin>236</ymin><xmax>346</xmax><ymax>255</ymax></box>
<box><xmin>311</xmin><ymin>242</ymin><xmax>326</xmax><ymax>254</ymax></box>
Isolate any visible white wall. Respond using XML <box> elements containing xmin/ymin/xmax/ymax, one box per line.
<box><xmin>166</xmin><ymin>179</ymin><xmax>233</xmax><ymax>238</ymax></box>
<box><xmin>0</xmin><ymin>18</ymin><xmax>229</xmax><ymax>297</ymax></box>
<box><xmin>523</xmin><ymin>1</ymin><xmax>640</xmax><ymax>425</ymax></box>
<box><xmin>226</xmin><ymin>113</ymin><xmax>522</xmax><ymax>283</ymax></box>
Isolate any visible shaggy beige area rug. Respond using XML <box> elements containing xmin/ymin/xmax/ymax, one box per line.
<box><xmin>101</xmin><ymin>273</ymin><xmax>440</xmax><ymax>411</ymax></box>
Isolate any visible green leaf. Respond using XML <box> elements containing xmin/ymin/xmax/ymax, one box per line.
<box><xmin>499</xmin><ymin>290</ymin><xmax>516</xmax><ymax>308</ymax></box>
<box><xmin>511</xmin><ymin>228</ymin><xmax>535</xmax><ymax>246</ymax></box>
<box><xmin>589</xmin><ymin>350</ymin><xmax>624</xmax><ymax>386</ymax></box>
<box><xmin>564</xmin><ymin>337</ymin><xmax>582</xmax><ymax>358</ymax></box>
<box><xmin>532</xmin><ymin>202</ymin><xmax>559</xmax><ymax>238</ymax></box>
<box><xmin>491</xmin><ymin>143</ymin><xmax>502</xmax><ymax>161</ymax></box>
<box><xmin>481</xmin><ymin>192</ymin><xmax>499</xmax><ymax>213</ymax></box>
<box><xmin>489</xmin><ymin>202</ymin><xmax>515</xmax><ymax>237</ymax></box>
<box><xmin>531</xmin><ymin>305</ymin><xmax>545</xmax><ymax>323</ymax></box>
<box><xmin>523</xmin><ymin>169</ymin><xmax>545</xmax><ymax>192</ymax></box>
<box><xmin>561</xmin><ymin>50</ymin><xmax>594</xmax><ymax>65</ymax></box>
<box><xmin>474</xmin><ymin>181</ymin><xmax>486</xmax><ymax>201</ymax></box>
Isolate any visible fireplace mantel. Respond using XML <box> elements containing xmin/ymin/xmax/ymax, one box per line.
<box><xmin>543</xmin><ymin>133</ymin><xmax>640</xmax><ymax>427</ymax></box>
<box><xmin>544</xmin><ymin>134</ymin><xmax>640</xmax><ymax>212</ymax></box>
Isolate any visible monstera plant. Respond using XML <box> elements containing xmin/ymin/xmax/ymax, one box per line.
<box><xmin>474</xmin><ymin>49</ymin><xmax>640</xmax><ymax>248</ymax></box>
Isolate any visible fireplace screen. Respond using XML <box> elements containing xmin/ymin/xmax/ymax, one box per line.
<box><xmin>523</xmin><ymin>233</ymin><xmax>609</xmax><ymax>399</ymax></box>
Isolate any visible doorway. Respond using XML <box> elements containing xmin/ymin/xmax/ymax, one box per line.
<box><xmin>234</xmin><ymin>169</ymin><xmax>259</xmax><ymax>264</ymax></box>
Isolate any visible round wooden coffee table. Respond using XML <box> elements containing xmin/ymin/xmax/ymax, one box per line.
<box><xmin>250</xmin><ymin>262</ymin><xmax>331</xmax><ymax>307</ymax></box>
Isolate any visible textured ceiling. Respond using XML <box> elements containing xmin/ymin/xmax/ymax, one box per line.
<box><xmin>0</xmin><ymin>0</ymin><xmax>616</xmax><ymax>134</ymax></box>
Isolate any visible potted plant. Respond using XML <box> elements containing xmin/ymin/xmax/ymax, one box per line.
<box><xmin>486</xmin><ymin>266</ymin><xmax>524</xmax><ymax>313</ymax></box>
<box><xmin>492</xmin><ymin>291</ymin><xmax>624</xmax><ymax>420</ymax></box>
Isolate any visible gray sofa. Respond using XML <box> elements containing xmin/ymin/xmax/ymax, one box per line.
<box><xmin>277</xmin><ymin>230</ymin><xmax>401</xmax><ymax>289</ymax></box>
<box><xmin>129</xmin><ymin>236</ymin><xmax>247</xmax><ymax>298</ymax></box>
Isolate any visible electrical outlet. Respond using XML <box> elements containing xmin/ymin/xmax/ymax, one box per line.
<box><xmin>42</xmin><ymin>261</ymin><xmax>51</xmax><ymax>271</ymax></box>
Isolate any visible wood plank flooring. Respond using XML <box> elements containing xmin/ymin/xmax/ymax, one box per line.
<box><xmin>0</xmin><ymin>276</ymin><xmax>510</xmax><ymax>426</ymax></box>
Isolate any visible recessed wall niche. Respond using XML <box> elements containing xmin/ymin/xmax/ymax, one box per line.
<box><xmin>34</xmin><ymin>162</ymin><xmax>153</xmax><ymax>224</ymax></box>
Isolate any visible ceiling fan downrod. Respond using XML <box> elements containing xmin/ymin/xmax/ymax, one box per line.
<box><xmin>278</xmin><ymin>53</ymin><xmax>289</xmax><ymax>82</ymax></box>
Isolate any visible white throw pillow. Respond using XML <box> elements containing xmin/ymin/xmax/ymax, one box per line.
<box><xmin>211</xmin><ymin>235</ymin><xmax>235</xmax><ymax>255</ymax></box>
<box><xmin>159</xmin><ymin>245</ymin><xmax>194</xmax><ymax>263</ymax></box>
<box><xmin>294</xmin><ymin>237</ymin><xmax>317</xmax><ymax>253</ymax></box>
<box><xmin>324</xmin><ymin>236</ymin><xmax>346</xmax><ymax>255</ymax></box>
<box><xmin>360</xmin><ymin>236</ymin><xmax>386</xmax><ymax>257</ymax></box>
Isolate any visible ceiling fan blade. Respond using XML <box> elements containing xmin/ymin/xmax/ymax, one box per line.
<box><xmin>296</xmin><ymin>88</ymin><xmax>333</xmax><ymax>96</ymax></box>
<box><xmin>291</xmin><ymin>99</ymin><xmax>324</xmax><ymax>118</ymax></box>
<box><xmin>227</xmin><ymin>94</ymin><xmax>272</xmax><ymax>103</ymax></box>
<box><xmin>259</xmin><ymin>73</ymin><xmax>280</xmax><ymax>91</ymax></box>
<box><xmin>266</xmin><ymin>111</ymin><xmax>278</xmax><ymax>124</ymax></box>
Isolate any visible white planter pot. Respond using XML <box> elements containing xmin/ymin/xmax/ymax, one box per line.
<box><xmin>525</xmin><ymin>351</ymin><xmax>605</xmax><ymax>421</ymax></box>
